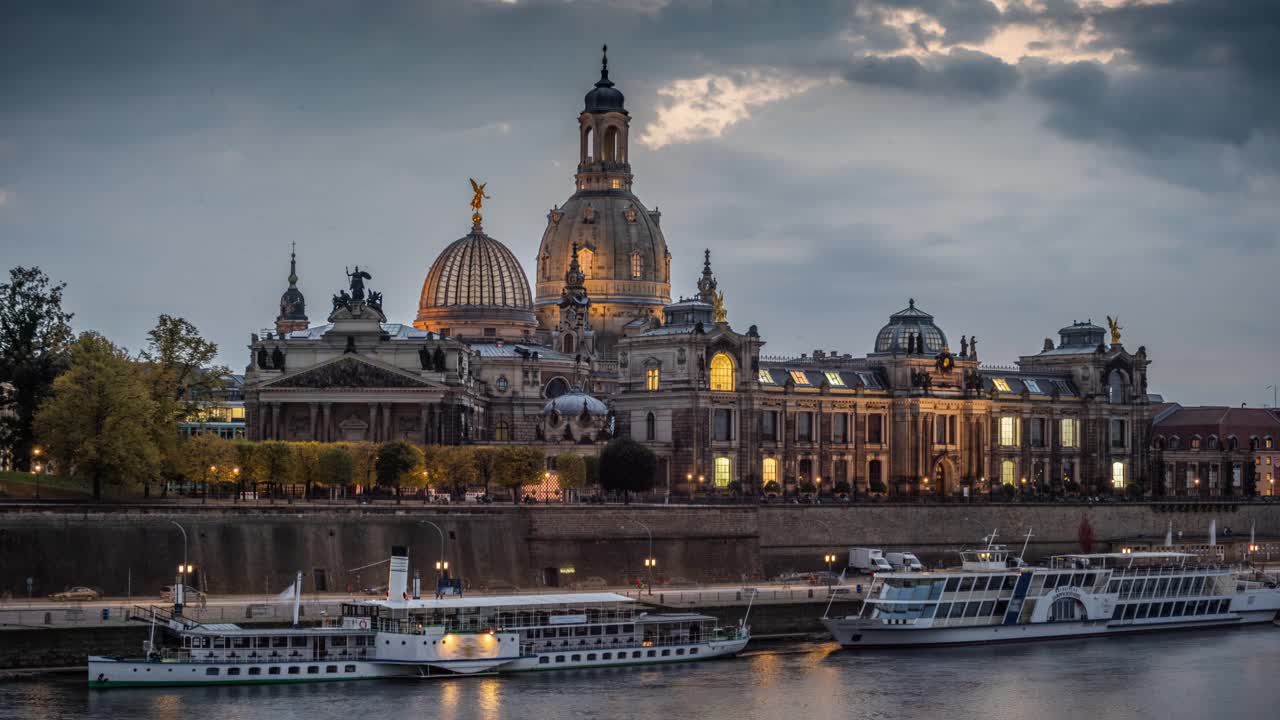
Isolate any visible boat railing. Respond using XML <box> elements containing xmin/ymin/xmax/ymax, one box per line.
<box><xmin>147</xmin><ymin>646</ymin><xmax>375</xmax><ymax>665</ymax></box>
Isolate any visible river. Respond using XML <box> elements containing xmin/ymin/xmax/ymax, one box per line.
<box><xmin>3</xmin><ymin>629</ymin><xmax>1277</xmax><ymax>720</ymax></box>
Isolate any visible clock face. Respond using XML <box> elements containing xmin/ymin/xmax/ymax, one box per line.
<box><xmin>496</xmin><ymin>375</ymin><xmax>509</xmax><ymax>392</ymax></box>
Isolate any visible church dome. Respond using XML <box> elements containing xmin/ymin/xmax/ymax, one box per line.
<box><xmin>584</xmin><ymin>45</ymin><xmax>626</xmax><ymax>113</ymax></box>
<box><xmin>414</xmin><ymin>225</ymin><xmax>537</xmax><ymax>339</ymax></box>
<box><xmin>278</xmin><ymin>287</ymin><xmax>306</xmax><ymax>322</ymax></box>
<box><xmin>543</xmin><ymin>389</ymin><xmax>608</xmax><ymax>417</ymax></box>
<box><xmin>874</xmin><ymin>299</ymin><xmax>949</xmax><ymax>354</ymax></box>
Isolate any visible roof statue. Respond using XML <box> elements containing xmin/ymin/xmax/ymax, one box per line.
<box><xmin>469</xmin><ymin>178</ymin><xmax>490</xmax><ymax>226</ymax></box>
<box><xmin>346</xmin><ymin>265</ymin><xmax>371</xmax><ymax>301</ymax></box>
<box><xmin>1106</xmin><ymin>315</ymin><xmax>1122</xmax><ymax>345</ymax></box>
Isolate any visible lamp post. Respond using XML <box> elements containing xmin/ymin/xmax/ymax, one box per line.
<box><xmin>31</xmin><ymin>447</ymin><xmax>42</xmax><ymax>499</ymax></box>
<box><xmin>622</xmin><ymin>516</ymin><xmax>655</xmax><ymax>595</ymax></box>
<box><xmin>824</xmin><ymin>553</ymin><xmax>837</xmax><ymax>575</ymax></box>
<box><xmin>419</xmin><ymin>520</ymin><xmax>448</xmax><ymax>584</ymax></box>
<box><xmin>206</xmin><ymin>465</ymin><xmax>217</xmax><ymax>504</ymax></box>
<box><xmin>169</xmin><ymin>520</ymin><xmax>190</xmax><ymax>615</ymax></box>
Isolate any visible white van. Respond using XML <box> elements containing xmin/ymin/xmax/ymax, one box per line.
<box><xmin>884</xmin><ymin>552</ymin><xmax>924</xmax><ymax>571</ymax></box>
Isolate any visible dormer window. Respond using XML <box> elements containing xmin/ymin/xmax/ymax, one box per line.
<box><xmin>992</xmin><ymin>378</ymin><xmax>1011</xmax><ymax>392</ymax></box>
<box><xmin>789</xmin><ymin>370</ymin><xmax>810</xmax><ymax>385</ymax></box>
<box><xmin>824</xmin><ymin>371</ymin><xmax>845</xmax><ymax>387</ymax></box>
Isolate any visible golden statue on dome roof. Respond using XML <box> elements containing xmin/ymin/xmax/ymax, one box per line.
<box><xmin>469</xmin><ymin>178</ymin><xmax>490</xmax><ymax>226</ymax></box>
<box><xmin>1106</xmin><ymin>315</ymin><xmax>1123</xmax><ymax>345</ymax></box>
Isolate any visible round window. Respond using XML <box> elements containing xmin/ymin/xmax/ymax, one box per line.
<box><xmin>496</xmin><ymin>375</ymin><xmax>509</xmax><ymax>392</ymax></box>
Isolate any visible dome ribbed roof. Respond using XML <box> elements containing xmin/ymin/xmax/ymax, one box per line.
<box><xmin>416</xmin><ymin>226</ymin><xmax>537</xmax><ymax>334</ymax></box>
<box><xmin>543</xmin><ymin>390</ymin><xmax>608</xmax><ymax>417</ymax></box>
<box><xmin>874</xmin><ymin>299</ymin><xmax>949</xmax><ymax>354</ymax></box>
<box><xmin>420</xmin><ymin>228</ymin><xmax>534</xmax><ymax>310</ymax></box>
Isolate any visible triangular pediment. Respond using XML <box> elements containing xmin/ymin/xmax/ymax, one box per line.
<box><xmin>265</xmin><ymin>355</ymin><xmax>437</xmax><ymax>390</ymax></box>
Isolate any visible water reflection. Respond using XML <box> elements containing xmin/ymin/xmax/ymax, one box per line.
<box><xmin>10</xmin><ymin>629</ymin><xmax>1279</xmax><ymax>720</ymax></box>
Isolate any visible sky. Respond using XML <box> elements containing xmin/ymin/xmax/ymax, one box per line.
<box><xmin>1</xmin><ymin>0</ymin><xmax>1277</xmax><ymax>407</ymax></box>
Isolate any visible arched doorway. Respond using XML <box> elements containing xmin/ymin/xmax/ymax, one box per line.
<box><xmin>934</xmin><ymin>462</ymin><xmax>947</xmax><ymax>496</ymax></box>
<box><xmin>931</xmin><ymin>455</ymin><xmax>956</xmax><ymax>496</ymax></box>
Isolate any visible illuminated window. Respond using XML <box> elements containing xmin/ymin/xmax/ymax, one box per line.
<box><xmin>789</xmin><ymin>371</ymin><xmax>810</xmax><ymax>385</ymax></box>
<box><xmin>824</xmin><ymin>371</ymin><xmax>845</xmax><ymax>387</ymax></box>
<box><xmin>1023</xmin><ymin>379</ymin><xmax>1042</xmax><ymax>394</ymax></box>
<box><xmin>578</xmin><ymin>248</ymin><xmax>593</xmax><ymax>278</ymax></box>
<box><xmin>611</xmin><ymin>178</ymin><xmax>622</xmax><ymax>189</ymax></box>
<box><xmin>1191</xmin><ymin>436</ymin><xmax>1201</xmax><ymax>450</ymax></box>
<box><xmin>762</xmin><ymin>458</ymin><xmax>778</xmax><ymax>484</ymax></box>
<box><xmin>630</xmin><ymin>251</ymin><xmax>643</xmax><ymax>279</ymax></box>
<box><xmin>1267</xmin><ymin>437</ymin><xmax>1274</xmax><ymax>449</ymax></box>
<box><xmin>646</xmin><ymin>367</ymin><xmax>659</xmax><ymax>392</ymax></box>
<box><xmin>714</xmin><ymin>457</ymin><xmax>731</xmax><ymax>487</ymax></box>
<box><xmin>999</xmin><ymin>417</ymin><xmax>1018</xmax><ymax>446</ymax></box>
<box><xmin>1001</xmin><ymin>460</ymin><xmax>1015</xmax><ymax>485</ymax></box>
<box><xmin>992</xmin><ymin>378</ymin><xmax>1011</xmax><ymax>393</ymax></box>
<box><xmin>710</xmin><ymin>353</ymin><xmax>736</xmax><ymax>391</ymax></box>
<box><xmin>1112</xmin><ymin>461</ymin><xmax>1126</xmax><ymax>489</ymax></box>
<box><xmin>494</xmin><ymin>419</ymin><xmax>511</xmax><ymax>442</ymax></box>
<box><xmin>1060</xmin><ymin>418</ymin><xmax>1076</xmax><ymax>448</ymax></box>
<box><xmin>758</xmin><ymin>369</ymin><xmax>774</xmax><ymax>384</ymax></box>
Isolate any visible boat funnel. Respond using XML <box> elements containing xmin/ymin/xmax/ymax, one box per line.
<box><xmin>388</xmin><ymin>546</ymin><xmax>409</xmax><ymax>603</ymax></box>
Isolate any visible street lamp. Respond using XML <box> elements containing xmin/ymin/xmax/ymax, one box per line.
<box><xmin>824</xmin><ymin>553</ymin><xmax>837</xmax><ymax>574</ymax></box>
<box><xmin>419</xmin><ymin>520</ymin><xmax>448</xmax><ymax>582</ymax></box>
<box><xmin>643</xmin><ymin>557</ymin><xmax>657</xmax><ymax>595</ymax></box>
<box><xmin>31</xmin><ymin>447</ymin><xmax>42</xmax><ymax>499</ymax></box>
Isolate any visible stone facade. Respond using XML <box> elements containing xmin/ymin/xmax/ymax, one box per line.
<box><xmin>1149</xmin><ymin>405</ymin><xmax>1280</xmax><ymax>496</ymax></box>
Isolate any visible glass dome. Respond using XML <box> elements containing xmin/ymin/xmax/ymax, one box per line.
<box><xmin>873</xmin><ymin>299</ymin><xmax>949</xmax><ymax>354</ymax></box>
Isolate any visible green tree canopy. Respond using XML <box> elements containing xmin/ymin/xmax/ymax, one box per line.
<box><xmin>289</xmin><ymin>442</ymin><xmax>325</xmax><ymax>499</ymax></box>
<box><xmin>318</xmin><ymin>445</ymin><xmax>354</xmax><ymax>490</ymax></box>
<box><xmin>555</xmin><ymin>454</ymin><xmax>587</xmax><ymax>498</ymax></box>
<box><xmin>179</xmin><ymin>432</ymin><xmax>236</xmax><ymax>490</ymax></box>
<box><xmin>598</xmin><ymin>438</ymin><xmax>657</xmax><ymax>499</ymax></box>
<box><xmin>34</xmin><ymin>332</ymin><xmax>159</xmax><ymax>500</ymax></box>
<box><xmin>375</xmin><ymin>441</ymin><xmax>423</xmax><ymax>501</ymax></box>
<box><xmin>252</xmin><ymin>441</ymin><xmax>294</xmax><ymax>498</ymax></box>
<box><xmin>0</xmin><ymin>266</ymin><xmax>73</xmax><ymax>471</ymax></box>
<box><xmin>494</xmin><ymin>446</ymin><xmax>545</xmax><ymax>502</ymax></box>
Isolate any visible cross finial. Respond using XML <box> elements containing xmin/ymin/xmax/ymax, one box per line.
<box><xmin>909</xmin><ymin>297</ymin><xmax>915</xmax><ymax>308</ymax></box>
<box><xmin>288</xmin><ymin>242</ymin><xmax>298</xmax><ymax>287</ymax></box>
<box><xmin>602</xmin><ymin>44</ymin><xmax>608</xmax><ymax>73</ymax></box>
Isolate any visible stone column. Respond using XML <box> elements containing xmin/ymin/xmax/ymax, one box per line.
<box><xmin>321</xmin><ymin>403</ymin><xmax>332</xmax><ymax>443</ymax></box>
<box><xmin>420</xmin><ymin>403</ymin><xmax>430</xmax><ymax>445</ymax></box>
<box><xmin>308</xmin><ymin>403</ymin><xmax>318</xmax><ymax>442</ymax></box>
<box><xmin>368</xmin><ymin>403</ymin><xmax>378</xmax><ymax>443</ymax></box>
<box><xmin>382</xmin><ymin>403</ymin><xmax>393</xmax><ymax>442</ymax></box>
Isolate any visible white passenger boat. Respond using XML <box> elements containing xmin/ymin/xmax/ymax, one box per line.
<box><xmin>823</xmin><ymin>535</ymin><xmax>1280</xmax><ymax>649</ymax></box>
<box><xmin>89</xmin><ymin>547</ymin><xmax>749</xmax><ymax>688</ymax></box>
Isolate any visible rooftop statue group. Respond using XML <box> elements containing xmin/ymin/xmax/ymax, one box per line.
<box><xmin>332</xmin><ymin>266</ymin><xmax>383</xmax><ymax>313</ymax></box>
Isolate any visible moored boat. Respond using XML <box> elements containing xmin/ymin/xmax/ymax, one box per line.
<box><xmin>823</xmin><ymin>534</ymin><xmax>1280</xmax><ymax>649</ymax></box>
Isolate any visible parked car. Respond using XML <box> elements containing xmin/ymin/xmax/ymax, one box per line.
<box><xmin>49</xmin><ymin>586</ymin><xmax>101</xmax><ymax>601</ymax></box>
<box><xmin>160</xmin><ymin>584</ymin><xmax>205</xmax><ymax>603</ymax></box>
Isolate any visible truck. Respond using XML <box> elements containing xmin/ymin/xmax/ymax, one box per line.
<box><xmin>849</xmin><ymin>547</ymin><xmax>893</xmax><ymax>573</ymax></box>
<box><xmin>884</xmin><ymin>552</ymin><xmax>924</xmax><ymax>571</ymax></box>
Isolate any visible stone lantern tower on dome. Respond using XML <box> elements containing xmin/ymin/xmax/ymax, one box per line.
<box><xmin>274</xmin><ymin>243</ymin><xmax>309</xmax><ymax>336</ymax></box>
<box><xmin>534</xmin><ymin>46</ymin><xmax>672</xmax><ymax>354</ymax></box>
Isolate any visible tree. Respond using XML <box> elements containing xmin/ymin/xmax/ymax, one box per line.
<box><xmin>349</xmin><ymin>442</ymin><xmax>379</xmax><ymax>491</ymax></box>
<box><xmin>0</xmin><ymin>267</ymin><xmax>73</xmax><ymax>471</ymax></box>
<box><xmin>473</xmin><ymin>447</ymin><xmax>499</xmax><ymax>495</ymax></box>
<box><xmin>375</xmin><ymin>441</ymin><xmax>422</xmax><ymax>503</ymax></box>
<box><xmin>555</xmin><ymin>453</ymin><xmax>587</xmax><ymax>502</ymax></box>
<box><xmin>290</xmin><ymin>442</ymin><xmax>325</xmax><ymax>499</ymax></box>
<box><xmin>833</xmin><ymin>480</ymin><xmax>851</xmax><ymax>496</ymax></box>
<box><xmin>494</xmin><ymin>446</ymin><xmax>545</xmax><ymax>503</ymax></box>
<box><xmin>179</xmin><ymin>432</ymin><xmax>235</xmax><ymax>500</ymax></box>
<box><xmin>868</xmin><ymin>478</ymin><xmax>887</xmax><ymax>495</ymax></box>
<box><xmin>798</xmin><ymin>480</ymin><xmax>817</xmax><ymax>495</ymax></box>
<box><xmin>439</xmin><ymin>446</ymin><xmax>479</xmax><ymax>498</ymax></box>
<box><xmin>598</xmin><ymin>438</ymin><xmax>657</xmax><ymax>501</ymax></box>
<box><xmin>582</xmin><ymin>455</ymin><xmax>600</xmax><ymax>486</ymax></box>
<box><xmin>318</xmin><ymin>445</ymin><xmax>354</xmax><ymax>493</ymax></box>
<box><xmin>231</xmin><ymin>440</ymin><xmax>256</xmax><ymax>500</ymax></box>
<box><xmin>763</xmin><ymin>480</ymin><xmax>781</xmax><ymax>495</ymax></box>
<box><xmin>252</xmin><ymin>441</ymin><xmax>293</xmax><ymax>500</ymax></box>
<box><xmin>34</xmin><ymin>332</ymin><xmax>159</xmax><ymax>500</ymax></box>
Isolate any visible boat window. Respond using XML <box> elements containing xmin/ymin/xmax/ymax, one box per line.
<box><xmin>602</xmin><ymin>653</ymin><xmax>612</xmax><ymax>660</ymax></box>
<box><xmin>325</xmin><ymin>665</ymin><xmax>338</xmax><ymax>674</ymax></box>
<box><xmin>676</xmin><ymin>648</ymin><xmax>685</xmax><ymax>655</ymax></box>
<box><xmin>929</xmin><ymin>581</ymin><xmax>946</xmax><ymax>600</ymax></box>
<box><xmin>963</xmin><ymin>602</ymin><xmax>981</xmax><ymax>618</ymax></box>
<box><xmin>213</xmin><ymin>637</ymin><xmax>226</xmax><ymax>648</ymax></box>
<box><xmin>248</xmin><ymin>667</ymin><xmax>261</xmax><ymax>676</ymax></box>
<box><xmin>1155</xmin><ymin>579</ymin><xmax>1169</xmax><ymax>595</ymax></box>
<box><xmin>555</xmin><ymin>656</ymin><xmax>565</xmax><ymax>663</ymax></box>
<box><xmin>1003</xmin><ymin>576</ymin><xmax>1017</xmax><ymax>591</ymax></box>
<box><xmin>1107</xmin><ymin>581</ymin><xmax>1119</xmax><ymax>593</ymax></box>
<box><xmin>979</xmin><ymin>601</ymin><xmax>995</xmax><ymax>617</ymax></box>
<box><xmin>690</xmin><ymin>648</ymin><xmax>699</xmax><ymax>655</ymax></box>
<box><xmin>1123</xmin><ymin>604</ymin><xmax>1138</xmax><ymax>620</ymax></box>
<box><xmin>1160</xmin><ymin>603</ymin><xmax>1174</xmax><ymax>617</ymax></box>
<box><xmin>606</xmin><ymin>625</ymin><xmax>618</xmax><ymax>635</ymax></box>
<box><xmin>920</xmin><ymin>605</ymin><xmax>937</xmax><ymax>619</ymax></box>
<box><xmin>574</xmin><ymin>626</ymin><xmax>589</xmax><ymax>637</ymax></box>
<box><xmin>1136</xmin><ymin>604</ymin><xmax>1150</xmax><ymax>619</ymax></box>
<box><xmin>633</xmin><ymin>651</ymin><xmax>642</xmax><ymax>659</ymax></box>
<box><xmin>307</xmin><ymin>666</ymin><xmax>319</xmax><ymax>675</ymax></box>
<box><xmin>227</xmin><ymin>667</ymin><xmax>241</xmax><ymax>676</ymax></box>
<box><xmin>622</xmin><ymin>625</ymin><xmax>635</xmax><ymax>634</ymax></box>
<box><xmin>206</xmin><ymin>668</ymin><xmax>219</xmax><ymax>676</ymax></box>
<box><xmin>994</xmin><ymin>600</ymin><xmax>1009</xmax><ymax>617</ymax></box>
<box><xmin>647</xmin><ymin>650</ymin><xmax>656</xmax><ymax>658</ymax></box>
<box><xmin>587</xmin><ymin>654</ymin><xmax>597</xmax><ymax>661</ymax></box>
<box><xmin>661</xmin><ymin>649</ymin><xmax>670</xmax><ymax>656</ymax></box>
<box><xmin>949</xmin><ymin>603</ymin><xmax>966</xmax><ymax>619</ymax></box>
<box><xmin>935</xmin><ymin>603</ymin><xmax>951</xmax><ymax>619</ymax></box>
<box><xmin>1197</xmin><ymin>601</ymin><xmax>1209</xmax><ymax>615</ymax></box>
<box><xmin>1119</xmin><ymin>580</ymin><xmax>1132</xmax><ymax>598</ymax></box>
<box><xmin>272</xmin><ymin>636</ymin><xmax>288</xmax><ymax>648</ymax></box>
<box><xmin>1172</xmin><ymin>601</ymin><xmax>1185</xmax><ymax>616</ymax></box>
<box><xmin>291</xmin><ymin>636</ymin><xmax>309</xmax><ymax>648</ymax></box>
<box><xmin>958</xmin><ymin>578</ymin><xmax>975</xmax><ymax>592</ymax></box>
<box><xmin>288</xmin><ymin>667</ymin><xmax>300</xmax><ymax>675</ymax></box>
<box><xmin>589</xmin><ymin>626</ymin><xmax>602</xmax><ymax>636</ymax></box>
<box><xmin>945</xmin><ymin>578</ymin><xmax>961</xmax><ymax>592</ymax></box>
<box><xmin>232</xmin><ymin>637</ymin><xmax>251</xmax><ymax>648</ymax></box>
<box><xmin>269</xmin><ymin>667</ymin><xmax>281</xmax><ymax>675</ymax></box>
<box><xmin>1111</xmin><ymin>604</ymin><xmax>1124</xmax><ymax>620</ymax></box>
<box><xmin>1083</xmin><ymin>573</ymin><xmax>1097</xmax><ymax>588</ymax></box>
<box><xmin>1071</xmin><ymin>574</ymin><xmax>1086</xmax><ymax>587</ymax></box>
<box><xmin>539</xmin><ymin>657</ymin><xmax>550</xmax><ymax>664</ymax></box>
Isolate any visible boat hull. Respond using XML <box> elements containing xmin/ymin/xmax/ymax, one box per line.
<box><xmin>824</xmin><ymin>610</ymin><xmax>1279</xmax><ymax>649</ymax></box>
<box><xmin>88</xmin><ymin>637</ymin><xmax>749</xmax><ymax>688</ymax></box>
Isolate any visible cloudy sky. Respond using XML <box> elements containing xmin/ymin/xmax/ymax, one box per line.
<box><xmin>2</xmin><ymin>0</ymin><xmax>1277</xmax><ymax>406</ymax></box>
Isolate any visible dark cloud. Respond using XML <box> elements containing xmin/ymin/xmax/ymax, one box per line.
<box><xmin>845</xmin><ymin>48</ymin><xmax>1019</xmax><ymax>99</ymax></box>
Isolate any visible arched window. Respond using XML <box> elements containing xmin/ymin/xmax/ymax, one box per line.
<box><xmin>762</xmin><ymin>457</ymin><xmax>778</xmax><ymax>485</ymax></box>
<box><xmin>603</xmin><ymin>125</ymin><xmax>618</xmax><ymax>162</ymax></box>
<box><xmin>868</xmin><ymin>459</ymin><xmax>883</xmax><ymax>489</ymax></box>
<box><xmin>494</xmin><ymin>418</ymin><xmax>511</xmax><ymax>442</ymax></box>
<box><xmin>630</xmin><ymin>251</ymin><xmax>643</xmax><ymax>279</ymax></box>
<box><xmin>1169</xmin><ymin>436</ymin><xmax>1180</xmax><ymax>450</ymax></box>
<box><xmin>545</xmin><ymin>376</ymin><xmax>570</xmax><ymax>399</ymax></box>
<box><xmin>1107</xmin><ymin>370</ymin><xmax>1127</xmax><ymax>405</ymax></box>
<box><xmin>1001</xmin><ymin>460</ymin><xmax>1015</xmax><ymax>486</ymax></box>
<box><xmin>1265</xmin><ymin>436</ymin><xmax>1274</xmax><ymax>450</ymax></box>
<box><xmin>582</xmin><ymin>126</ymin><xmax>594</xmax><ymax>163</ymax></box>
<box><xmin>1228</xmin><ymin>436</ymin><xmax>1239</xmax><ymax>450</ymax></box>
<box><xmin>709</xmin><ymin>353</ymin><xmax>736</xmax><ymax>391</ymax></box>
<box><xmin>1112</xmin><ymin>461</ymin><xmax>1126</xmax><ymax>489</ymax></box>
<box><xmin>1250</xmin><ymin>436</ymin><xmax>1260</xmax><ymax>450</ymax></box>
<box><xmin>1207</xmin><ymin>436</ymin><xmax>1219</xmax><ymax>450</ymax></box>
<box><xmin>577</xmin><ymin>247</ymin><xmax>593</xmax><ymax>278</ymax></box>
<box><xmin>1153</xmin><ymin>436</ymin><xmax>1165</xmax><ymax>450</ymax></box>
<box><xmin>714</xmin><ymin>456</ymin><xmax>731</xmax><ymax>488</ymax></box>
<box><xmin>645</xmin><ymin>412</ymin><xmax>655</xmax><ymax>441</ymax></box>
<box><xmin>1191</xmin><ymin>435</ymin><xmax>1202</xmax><ymax>450</ymax></box>
<box><xmin>562</xmin><ymin>333</ymin><xmax>575</xmax><ymax>355</ymax></box>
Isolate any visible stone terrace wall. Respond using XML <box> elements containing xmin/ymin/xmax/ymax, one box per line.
<box><xmin>1</xmin><ymin>503</ymin><xmax>1275</xmax><ymax>597</ymax></box>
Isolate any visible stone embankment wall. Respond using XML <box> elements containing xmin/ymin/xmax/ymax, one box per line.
<box><xmin>1</xmin><ymin>503</ymin><xmax>1275</xmax><ymax>597</ymax></box>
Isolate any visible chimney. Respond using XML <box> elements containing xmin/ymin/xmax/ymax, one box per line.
<box><xmin>388</xmin><ymin>545</ymin><xmax>409</xmax><ymax>603</ymax></box>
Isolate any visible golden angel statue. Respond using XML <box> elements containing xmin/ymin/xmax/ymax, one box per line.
<box><xmin>712</xmin><ymin>289</ymin><xmax>727</xmax><ymax>324</ymax></box>
<box><xmin>1106</xmin><ymin>315</ymin><xmax>1122</xmax><ymax>345</ymax></box>
<box><xmin>469</xmin><ymin>178</ymin><xmax>490</xmax><ymax>224</ymax></box>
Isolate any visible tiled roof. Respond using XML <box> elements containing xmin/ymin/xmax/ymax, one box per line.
<box><xmin>283</xmin><ymin>323</ymin><xmax>436</xmax><ymax>341</ymax></box>
<box><xmin>1153</xmin><ymin>406</ymin><xmax>1280</xmax><ymax>436</ymax></box>
<box><xmin>470</xmin><ymin>342</ymin><xmax>572</xmax><ymax>361</ymax></box>
<box><xmin>757</xmin><ymin>367</ymin><xmax>886</xmax><ymax>391</ymax></box>
<box><xmin>980</xmin><ymin>371</ymin><xmax>1078</xmax><ymax>397</ymax></box>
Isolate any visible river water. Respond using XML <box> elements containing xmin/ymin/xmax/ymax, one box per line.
<box><xmin>4</xmin><ymin>628</ymin><xmax>1278</xmax><ymax>720</ymax></box>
